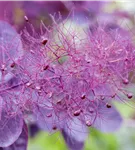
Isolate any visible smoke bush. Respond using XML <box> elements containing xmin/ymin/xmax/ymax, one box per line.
<box><xmin>0</xmin><ymin>14</ymin><xmax>135</xmax><ymax>150</ymax></box>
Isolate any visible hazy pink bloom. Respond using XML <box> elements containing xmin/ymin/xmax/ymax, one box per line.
<box><xmin>0</xmin><ymin>6</ymin><xmax>135</xmax><ymax>149</ymax></box>
<box><xmin>19</xmin><ymin>15</ymin><xmax>135</xmax><ymax>149</ymax></box>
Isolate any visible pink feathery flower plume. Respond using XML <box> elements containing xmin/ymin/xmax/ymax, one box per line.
<box><xmin>0</xmin><ymin>13</ymin><xmax>135</xmax><ymax>150</ymax></box>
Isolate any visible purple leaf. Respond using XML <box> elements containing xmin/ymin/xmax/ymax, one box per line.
<box><xmin>0</xmin><ymin>110</ymin><xmax>23</xmax><ymax>147</ymax></box>
<box><xmin>73</xmin><ymin>1</ymin><xmax>106</xmax><ymax>14</ymax></box>
<box><xmin>35</xmin><ymin>106</ymin><xmax>58</xmax><ymax>132</ymax></box>
<box><xmin>0</xmin><ymin>21</ymin><xmax>23</xmax><ymax>64</ymax></box>
<box><xmin>0</xmin><ymin>122</ymin><xmax>28</xmax><ymax>150</ymax></box>
<box><xmin>93</xmin><ymin>103</ymin><xmax>123</xmax><ymax>133</ymax></box>
<box><xmin>34</xmin><ymin>105</ymin><xmax>65</xmax><ymax>132</ymax></box>
<box><xmin>61</xmin><ymin>118</ymin><xmax>88</xmax><ymax>150</ymax></box>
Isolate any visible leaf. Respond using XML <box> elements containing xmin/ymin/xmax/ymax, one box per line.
<box><xmin>61</xmin><ymin>118</ymin><xmax>88</xmax><ymax>150</ymax></box>
<box><xmin>0</xmin><ymin>110</ymin><xmax>23</xmax><ymax>147</ymax></box>
<box><xmin>93</xmin><ymin>103</ymin><xmax>123</xmax><ymax>133</ymax></box>
<box><xmin>0</xmin><ymin>122</ymin><xmax>28</xmax><ymax>150</ymax></box>
<box><xmin>0</xmin><ymin>21</ymin><xmax>23</xmax><ymax>64</ymax></box>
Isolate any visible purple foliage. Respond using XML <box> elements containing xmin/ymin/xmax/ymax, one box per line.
<box><xmin>0</xmin><ymin>122</ymin><xmax>28</xmax><ymax>150</ymax></box>
<box><xmin>0</xmin><ymin>110</ymin><xmax>23</xmax><ymax>147</ymax></box>
<box><xmin>0</xmin><ymin>21</ymin><xmax>26</xmax><ymax>149</ymax></box>
<box><xmin>72</xmin><ymin>1</ymin><xmax>106</xmax><ymax>15</ymax></box>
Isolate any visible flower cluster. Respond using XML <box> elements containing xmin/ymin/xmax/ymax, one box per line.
<box><xmin>0</xmin><ymin>14</ymin><xmax>135</xmax><ymax>150</ymax></box>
